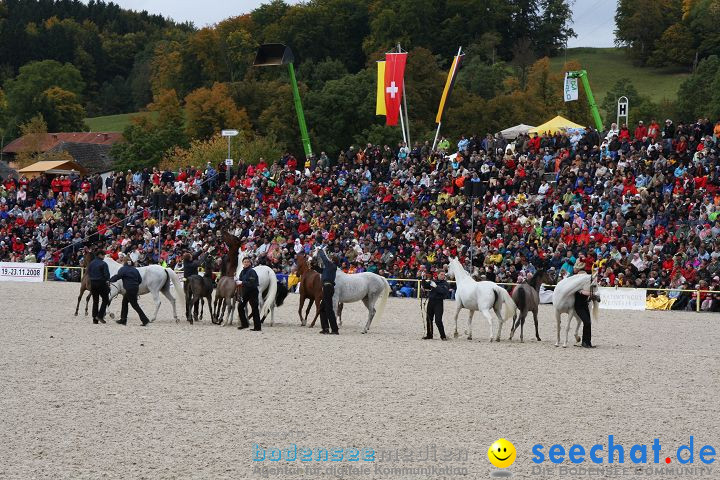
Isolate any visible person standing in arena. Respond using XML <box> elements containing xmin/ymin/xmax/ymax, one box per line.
<box><xmin>421</xmin><ymin>270</ymin><xmax>449</xmax><ymax>340</ymax></box>
<box><xmin>182</xmin><ymin>251</ymin><xmax>201</xmax><ymax>317</ymax></box>
<box><xmin>318</xmin><ymin>249</ymin><xmax>339</xmax><ymax>335</ymax></box>
<box><xmin>109</xmin><ymin>257</ymin><xmax>150</xmax><ymax>326</ymax></box>
<box><xmin>573</xmin><ymin>288</ymin><xmax>600</xmax><ymax>348</ymax></box>
<box><xmin>237</xmin><ymin>256</ymin><xmax>261</xmax><ymax>331</ymax></box>
<box><xmin>87</xmin><ymin>250</ymin><xmax>110</xmax><ymax>324</ymax></box>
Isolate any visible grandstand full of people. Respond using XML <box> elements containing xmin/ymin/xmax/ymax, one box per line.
<box><xmin>3</xmin><ymin>117</ymin><xmax>720</xmax><ymax>311</ymax></box>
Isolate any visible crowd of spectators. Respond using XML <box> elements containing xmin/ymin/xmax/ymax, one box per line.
<box><xmin>3</xmin><ymin>116</ymin><xmax>720</xmax><ymax>310</ymax></box>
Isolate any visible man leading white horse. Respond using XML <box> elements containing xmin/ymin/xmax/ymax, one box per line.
<box><xmin>552</xmin><ymin>272</ymin><xmax>601</xmax><ymax>348</ymax></box>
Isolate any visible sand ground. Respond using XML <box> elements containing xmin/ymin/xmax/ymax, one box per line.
<box><xmin>0</xmin><ymin>281</ymin><xmax>718</xmax><ymax>480</ymax></box>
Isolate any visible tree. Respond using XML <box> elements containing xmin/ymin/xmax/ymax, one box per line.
<box><xmin>14</xmin><ymin>114</ymin><xmax>47</xmax><ymax>168</ymax></box>
<box><xmin>600</xmin><ymin>78</ymin><xmax>659</xmax><ymax>126</ymax></box>
<box><xmin>3</xmin><ymin>60</ymin><xmax>84</xmax><ymax>129</ymax></box>
<box><xmin>39</xmin><ymin>86</ymin><xmax>87</xmax><ymax>132</ymax></box>
<box><xmin>535</xmin><ymin>0</ymin><xmax>576</xmax><ymax>56</ymax></box>
<box><xmin>184</xmin><ymin>83</ymin><xmax>251</xmax><ymax>140</ymax></box>
<box><xmin>161</xmin><ymin>132</ymin><xmax>282</xmax><ymax>170</ymax></box>
<box><xmin>675</xmin><ymin>56</ymin><xmax>720</xmax><ymax>119</ymax></box>
<box><xmin>110</xmin><ymin>90</ymin><xmax>188</xmax><ymax>169</ymax></box>
<box><xmin>648</xmin><ymin>23</ymin><xmax>696</xmax><ymax>67</ymax></box>
<box><xmin>615</xmin><ymin>0</ymin><xmax>682</xmax><ymax>65</ymax></box>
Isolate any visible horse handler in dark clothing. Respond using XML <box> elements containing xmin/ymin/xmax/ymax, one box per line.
<box><xmin>237</xmin><ymin>256</ymin><xmax>261</xmax><ymax>331</ymax></box>
<box><xmin>110</xmin><ymin>258</ymin><xmax>150</xmax><ymax>326</ymax></box>
<box><xmin>182</xmin><ymin>251</ymin><xmax>201</xmax><ymax>319</ymax></box>
<box><xmin>574</xmin><ymin>288</ymin><xmax>600</xmax><ymax>348</ymax></box>
<box><xmin>421</xmin><ymin>270</ymin><xmax>449</xmax><ymax>340</ymax></box>
<box><xmin>318</xmin><ymin>249</ymin><xmax>339</xmax><ymax>335</ymax></box>
<box><xmin>87</xmin><ymin>250</ymin><xmax>110</xmax><ymax>324</ymax></box>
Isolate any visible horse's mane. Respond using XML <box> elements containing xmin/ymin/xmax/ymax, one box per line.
<box><xmin>448</xmin><ymin>258</ymin><xmax>471</xmax><ymax>280</ymax></box>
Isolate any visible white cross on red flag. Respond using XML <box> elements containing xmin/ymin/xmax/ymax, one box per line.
<box><xmin>384</xmin><ymin>52</ymin><xmax>407</xmax><ymax>126</ymax></box>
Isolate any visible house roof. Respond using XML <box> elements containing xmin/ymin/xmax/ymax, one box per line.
<box><xmin>49</xmin><ymin>142</ymin><xmax>115</xmax><ymax>174</ymax></box>
<box><xmin>18</xmin><ymin>160</ymin><xmax>88</xmax><ymax>176</ymax></box>
<box><xmin>2</xmin><ymin>132</ymin><xmax>123</xmax><ymax>154</ymax></box>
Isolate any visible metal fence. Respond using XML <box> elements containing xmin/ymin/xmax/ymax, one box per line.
<box><xmin>40</xmin><ymin>265</ymin><xmax>719</xmax><ymax>313</ymax></box>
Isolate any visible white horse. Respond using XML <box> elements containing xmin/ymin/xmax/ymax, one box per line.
<box><xmin>446</xmin><ymin>257</ymin><xmax>517</xmax><ymax>341</ymax></box>
<box><xmin>552</xmin><ymin>272</ymin><xmax>600</xmax><ymax>347</ymax></box>
<box><xmin>105</xmin><ymin>257</ymin><xmax>185</xmax><ymax>322</ymax></box>
<box><xmin>313</xmin><ymin>248</ymin><xmax>390</xmax><ymax>334</ymax></box>
<box><xmin>232</xmin><ymin>250</ymin><xmax>279</xmax><ymax>326</ymax></box>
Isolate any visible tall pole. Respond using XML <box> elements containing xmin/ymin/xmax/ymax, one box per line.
<box><xmin>470</xmin><ymin>199</ymin><xmax>474</xmax><ymax>272</ymax></box>
<box><xmin>402</xmin><ymin>79</ymin><xmax>410</xmax><ymax>148</ymax></box>
<box><xmin>287</xmin><ymin>62</ymin><xmax>313</xmax><ymax>158</ymax></box>
<box><xmin>398</xmin><ymin>103</ymin><xmax>407</xmax><ymax>144</ymax></box>
<box><xmin>432</xmin><ymin>123</ymin><xmax>442</xmax><ymax>151</ymax></box>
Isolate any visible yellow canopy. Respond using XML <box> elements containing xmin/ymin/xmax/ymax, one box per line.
<box><xmin>528</xmin><ymin>115</ymin><xmax>585</xmax><ymax>135</ymax></box>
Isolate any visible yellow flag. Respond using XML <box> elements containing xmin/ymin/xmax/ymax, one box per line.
<box><xmin>376</xmin><ymin>60</ymin><xmax>386</xmax><ymax>115</ymax></box>
<box><xmin>436</xmin><ymin>53</ymin><xmax>464</xmax><ymax>124</ymax></box>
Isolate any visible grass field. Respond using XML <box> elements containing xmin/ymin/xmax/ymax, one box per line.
<box><xmin>549</xmin><ymin>47</ymin><xmax>689</xmax><ymax>104</ymax></box>
<box><xmin>84</xmin><ymin>111</ymin><xmax>152</xmax><ymax>132</ymax></box>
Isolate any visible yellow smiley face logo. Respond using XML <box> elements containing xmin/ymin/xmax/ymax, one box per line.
<box><xmin>488</xmin><ymin>438</ymin><xmax>516</xmax><ymax>468</ymax></box>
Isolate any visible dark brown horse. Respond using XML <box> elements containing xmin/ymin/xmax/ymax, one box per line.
<box><xmin>509</xmin><ymin>269</ymin><xmax>553</xmax><ymax>342</ymax></box>
<box><xmin>74</xmin><ymin>252</ymin><xmax>93</xmax><ymax>316</ymax></box>
<box><xmin>186</xmin><ymin>255</ymin><xmax>216</xmax><ymax>323</ymax></box>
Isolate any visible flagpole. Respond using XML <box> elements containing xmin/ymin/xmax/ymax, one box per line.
<box><xmin>402</xmin><ymin>78</ymin><xmax>410</xmax><ymax>147</ymax></box>
<box><xmin>432</xmin><ymin>46</ymin><xmax>462</xmax><ymax>152</ymax></box>
<box><xmin>396</xmin><ymin>43</ymin><xmax>410</xmax><ymax>146</ymax></box>
<box><xmin>432</xmin><ymin>122</ymin><xmax>442</xmax><ymax>151</ymax></box>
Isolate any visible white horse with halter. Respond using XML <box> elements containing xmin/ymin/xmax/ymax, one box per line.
<box><xmin>445</xmin><ymin>256</ymin><xmax>517</xmax><ymax>342</ymax></box>
<box><xmin>551</xmin><ymin>272</ymin><xmax>600</xmax><ymax>347</ymax></box>
<box><xmin>311</xmin><ymin>247</ymin><xmax>390</xmax><ymax>334</ymax></box>
<box><xmin>105</xmin><ymin>257</ymin><xmax>185</xmax><ymax>322</ymax></box>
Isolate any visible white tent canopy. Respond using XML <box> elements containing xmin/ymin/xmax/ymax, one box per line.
<box><xmin>499</xmin><ymin>123</ymin><xmax>535</xmax><ymax>140</ymax></box>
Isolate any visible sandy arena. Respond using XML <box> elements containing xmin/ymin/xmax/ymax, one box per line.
<box><xmin>1</xmin><ymin>281</ymin><xmax>718</xmax><ymax>479</ymax></box>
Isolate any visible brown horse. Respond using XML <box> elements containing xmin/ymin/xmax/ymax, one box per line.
<box><xmin>296</xmin><ymin>253</ymin><xmax>322</xmax><ymax>326</ymax></box>
<box><xmin>297</xmin><ymin>253</ymin><xmax>344</xmax><ymax>328</ymax></box>
<box><xmin>509</xmin><ymin>269</ymin><xmax>553</xmax><ymax>342</ymax></box>
<box><xmin>74</xmin><ymin>252</ymin><xmax>93</xmax><ymax>316</ymax></box>
<box><xmin>213</xmin><ymin>232</ymin><xmax>242</xmax><ymax>325</ymax></box>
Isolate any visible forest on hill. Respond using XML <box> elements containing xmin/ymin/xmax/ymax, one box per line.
<box><xmin>2</xmin><ymin>0</ymin><xmax>720</xmax><ymax>167</ymax></box>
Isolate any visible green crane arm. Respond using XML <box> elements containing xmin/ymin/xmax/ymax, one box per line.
<box><xmin>567</xmin><ymin>70</ymin><xmax>603</xmax><ymax>132</ymax></box>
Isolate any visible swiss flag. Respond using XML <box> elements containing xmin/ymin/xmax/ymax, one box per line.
<box><xmin>384</xmin><ymin>52</ymin><xmax>407</xmax><ymax>126</ymax></box>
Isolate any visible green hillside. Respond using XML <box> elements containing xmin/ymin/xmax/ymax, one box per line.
<box><xmin>85</xmin><ymin>112</ymin><xmax>152</xmax><ymax>132</ymax></box>
<box><xmin>549</xmin><ymin>48</ymin><xmax>689</xmax><ymax>104</ymax></box>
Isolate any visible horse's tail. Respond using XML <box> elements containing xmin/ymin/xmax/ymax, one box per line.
<box><xmin>374</xmin><ymin>276</ymin><xmax>391</xmax><ymax>322</ymax></box>
<box><xmin>497</xmin><ymin>285</ymin><xmax>517</xmax><ymax>321</ymax></box>
<box><xmin>275</xmin><ymin>281</ymin><xmax>289</xmax><ymax>307</ymax></box>
<box><xmin>166</xmin><ymin>268</ymin><xmax>185</xmax><ymax>306</ymax></box>
<box><xmin>513</xmin><ymin>286</ymin><xmax>526</xmax><ymax>313</ymax></box>
<box><xmin>592</xmin><ymin>295</ymin><xmax>600</xmax><ymax>325</ymax></box>
<box><xmin>260</xmin><ymin>272</ymin><xmax>277</xmax><ymax>320</ymax></box>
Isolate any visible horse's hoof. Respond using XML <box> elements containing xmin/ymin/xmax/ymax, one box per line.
<box><xmin>74</xmin><ymin>313</ymin><xmax>78</xmax><ymax>317</ymax></box>
<box><xmin>536</xmin><ymin>337</ymin><xmax>541</xmax><ymax>342</ymax></box>
<box><xmin>520</xmin><ymin>338</ymin><xmax>524</xmax><ymax>343</ymax></box>
<box><xmin>554</xmin><ymin>342</ymin><xmax>560</xmax><ymax>347</ymax></box>
<box><xmin>361</xmin><ymin>330</ymin><xmax>367</xmax><ymax>334</ymax></box>
<box><xmin>562</xmin><ymin>344</ymin><xmax>568</xmax><ymax>348</ymax></box>
<box><xmin>453</xmin><ymin>332</ymin><xmax>458</xmax><ymax>338</ymax></box>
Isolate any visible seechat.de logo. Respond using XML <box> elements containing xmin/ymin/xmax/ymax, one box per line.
<box><xmin>531</xmin><ymin>436</ymin><xmax>716</xmax><ymax>465</ymax></box>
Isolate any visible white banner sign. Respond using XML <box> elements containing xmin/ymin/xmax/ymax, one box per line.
<box><xmin>0</xmin><ymin>262</ymin><xmax>45</xmax><ymax>283</ymax></box>
<box><xmin>597</xmin><ymin>287</ymin><xmax>646</xmax><ymax>310</ymax></box>
<box><xmin>564</xmin><ymin>73</ymin><xmax>578</xmax><ymax>102</ymax></box>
